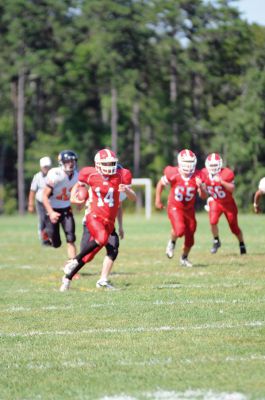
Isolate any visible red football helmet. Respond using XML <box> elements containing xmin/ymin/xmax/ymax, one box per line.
<box><xmin>205</xmin><ymin>153</ymin><xmax>223</xmax><ymax>175</ymax></box>
<box><xmin>177</xmin><ymin>149</ymin><xmax>197</xmax><ymax>174</ymax></box>
<box><xmin>94</xmin><ymin>149</ymin><xmax>118</xmax><ymax>175</ymax></box>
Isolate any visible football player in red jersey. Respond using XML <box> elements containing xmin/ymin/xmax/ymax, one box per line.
<box><xmin>200</xmin><ymin>153</ymin><xmax>246</xmax><ymax>255</ymax></box>
<box><xmin>155</xmin><ymin>149</ymin><xmax>204</xmax><ymax>267</ymax></box>
<box><xmin>60</xmin><ymin>149</ymin><xmax>136</xmax><ymax>292</ymax></box>
<box><xmin>69</xmin><ymin>165</ymin><xmax>134</xmax><ymax>290</ymax></box>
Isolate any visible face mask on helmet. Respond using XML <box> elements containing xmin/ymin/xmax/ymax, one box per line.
<box><xmin>94</xmin><ymin>149</ymin><xmax>118</xmax><ymax>175</ymax></box>
<box><xmin>58</xmin><ymin>150</ymin><xmax>78</xmax><ymax>173</ymax></box>
<box><xmin>205</xmin><ymin>153</ymin><xmax>223</xmax><ymax>175</ymax></box>
<box><xmin>177</xmin><ymin>149</ymin><xmax>197</xmax><ymax>175</ymax></box>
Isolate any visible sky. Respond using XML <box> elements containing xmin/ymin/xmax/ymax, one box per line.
<box><xmin>235</xmin><ymin>0</ymin><xmax>265</xmax><ymax>25</ymax></box>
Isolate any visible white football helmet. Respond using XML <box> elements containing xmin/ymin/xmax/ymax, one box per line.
<box><xmin>94</xmin><ymin>149</ymin><xmax>118</xmax><ymax>175</ymax></box>
<box><xmin>177</xmin><ymin>149</ymin><xmax>197</xmax><ymax>174</ymax></box>
<box><xmin>258</xmin><ymin>177</ymin><xmax>265</xmax><ymax>193</ymax></box>
<box><xmin>205</xmin><ymin>153</ymin><xmax>223</xmax><ymax>175</ymax></box>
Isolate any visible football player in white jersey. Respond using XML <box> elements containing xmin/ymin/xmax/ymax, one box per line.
<box><xmin>253</xmin><ymin>177</ymin><xmax>265</xmax><ymax>213</ymax></box>
<box><xmin>28</xmin><ymin>156</ymin><xmax>52</xmax><ymax>246</ymax></box>
<box><xmin>42</xmin><ymin>150</ymin><xmax>78</xmax><ymax>259</ymax></box>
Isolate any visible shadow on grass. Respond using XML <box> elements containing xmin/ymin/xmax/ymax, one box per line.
<box><xmin>192</xmin><ymin>263</ymin><xmax>209</xmax><ymax>268</ymax></box>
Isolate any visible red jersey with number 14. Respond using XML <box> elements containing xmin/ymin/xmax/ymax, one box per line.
<box><xmin>200</xmin><ymin>167</ymin><xmax>235</xmax><ymax>205</ymax></box>
<box><xmin>78</xmin><ymin>167</ymin><xmax>132</xmax><ymax>223</ymax></box>
<box><xmin>162</xmin><ymin>166</ymin><xmax>201</xmax><ymax>210</ymax></box>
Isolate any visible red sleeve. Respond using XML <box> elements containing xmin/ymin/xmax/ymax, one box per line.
<box><xmin>164</xmin><ymin>166</ymin><xmax>177</xmax><ymax>184</ymax></box>
<box><xmin>221</xmin><ymin>168</ymin><xmax>234</xmax><ymax>183</ymax></box>
<box><xmin>121</xmin><ymin>168</ymin><xmax>132</xmax><ymax>185</ymax></box>
<box><xmin>200</xmin><ymin>168</ymin><xmax>208</xmax><ymax>181</ymax></box>
<box><xmin>194</xmin><ymin>169</ymin><xmax>202</xmax><ymax>179</ymax></box>
<box><xmin>78</xmin><ymin>167</ymin><xmax>95</xmax><ymax>184</ymax></box>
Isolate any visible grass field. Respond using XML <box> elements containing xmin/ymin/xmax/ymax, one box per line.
<box><xmin>0</xmin><ymin>211</ymin><xmax>265</xmax><ymax>400</ymax></box>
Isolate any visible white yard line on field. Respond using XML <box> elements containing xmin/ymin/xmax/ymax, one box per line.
<box><xmin>1</xmin><ymin>303</ymin><xmax>115</xmax><ymax>313</ymax></box>
<box><xmin>225</xmin><ymin>354</ymin><xmax>265</xmax><ymax>362</ymax></box>
<box><xmin>144</xmin><ymin>390</ymin><xmax>248</xmax><ymax>400</ymax></box>
<box><xmin>153</xmin><ymin>298</ymin><xmax>265</xmax><ymax>305</ymax></box>
<box><xmin>100</xmin><ymin>390</ymin><xmax>248</xmax><ymax>400</ymax></box>
<box><xmin>1</xmin><ymin>320</ymin><xmax>264</xmax><ymax>338</ymax></box>
<box><xmin>2</xmin><ymin>298</ymin><xmax>264</xmax><ymax>314</ymax></box>
<box><xmin>3</xmin><ymin>305</ymin><xmax>73</xmax><ymax>312</ymax></box>
<box><xmin>155</xmin><ymin>282</ymin><xmax>263</xmax><ymax>289</ymax></box>
<box><xmin>101</xmin><ymin>396</ymin><xmax>137</xmax><ymax>400</ymax></box>
<box><xmin>119</xmin><ymin>354</ymin><xmax>265</xmax><ymax>367</ymax></box>
<box><xmin>8</xmin><ymin>354</ymin><xmax>265</xmax><ymax>372</ymax></box>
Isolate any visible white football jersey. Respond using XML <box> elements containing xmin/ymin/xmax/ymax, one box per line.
<box><xmin>46</xmin><ymin>167</ymin><xmax>78</xmax><ymax>209</ymax></box>
<box><xmin>258</xmin><ymin>177</ymin><xmax>265</xmax><ymax>193</ymax></box>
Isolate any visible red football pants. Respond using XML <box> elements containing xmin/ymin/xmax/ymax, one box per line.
<box><xmin>209</xmin><ymin>199</ymin><xmax>240</xmax><ymax>235</ymax></box>
<box><xmin>168</xmin><ymin>207</ymin><xmax>197</xmax><ymax>248</ymax></box>
<box><xmin>82</xmin><ymin>214</ymin><xmax>114</xmax><ymax>264</ymax></box>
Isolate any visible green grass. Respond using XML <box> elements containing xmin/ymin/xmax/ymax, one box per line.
<box><xmin>0</xmin><ymin>212</ymin><xmax>265</xmax><ymax>400</ymax></box>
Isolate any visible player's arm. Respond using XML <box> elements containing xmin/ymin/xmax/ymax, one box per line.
<box><xmin>118</xmin><ymin>184</ymin><xmax>136</xmax><ymax>201</ymax></box>
<box><xmin>155</xmin><ymin>179</ymin><xmax>165</xmax><ymax>209</ymax></box>
<box><xmin>253</xmin><ymin>190</ymin><xmax>263</xmax><ymax>213</ymax></box>
<box><xmin>28</xmin><ymin>190</ymin><xmax>36</xmax><ymax>213</ymax></box>
<box><xmin>214</xmin><ymin>175</ymin><xmax>235</xmax><ymax>193</ymax></box>
<box><xmin>118</xmin><ymin>169</ymin><xmax>136</xmax><ymax>202</ymax></box>
<box><xmin>70</xmin><ymin>182</ymin><xmax>87</xmax><ymax>206</ymax></box>
<box><xmin>195</xmin><ymin>176</ymin><xmax>208</xmax><ymax>200</ymax></box>
<box><xmin>117</xmin><ymin>205</ymin><xmax>124</xmax><ymax>239</ymax></box>
<box><xmin>42</xmin><ymin>186</ymin><xmax>60</xmax><ymax>223</ymax></box>
<box><xmin>70</xmin><ymin>182</ymin><xmax>79</xmax><ymax>203</ymax></box>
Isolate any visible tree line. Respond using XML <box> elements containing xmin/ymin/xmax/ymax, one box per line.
<box><xmin>0</xmin><ymin>0</ymin><xmax>264</xmax><ymax>214</ymax></box>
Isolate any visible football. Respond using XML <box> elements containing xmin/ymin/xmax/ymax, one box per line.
<box><xmin>76</xmin><ymin>186</ymin><xmax>88</xmax><ymax>201</ymax></box>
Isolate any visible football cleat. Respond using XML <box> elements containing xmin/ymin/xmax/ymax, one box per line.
<box><xmin>42</xmin><ymin>240</ymin><xmax>52</xmax><ymax>246</ymax></box>
<box><xmin>63</xmin><ymin>259</ymin><xmax>79</xmax><ymax>275</ymax></box>
<box><xmin>211</xmin><ymin>240</ymin><xmax>221</xmax><ymax>254</ymax></box>
<box><xmin>180</xmin><ymin>256</ymin><xmax>193</xmax><ymax>267</ymax></box>
<box><xmin>96</xmin><ymin>280</ymin><xmax>115</xmax><ymax>290</ymax></box>
<box><xmin>60</xmin><ymin>276</ymin><xmax>71</xmax><ymax>292</ymax></box>
<box><xmin>166</xmin><ymin>240</ymin><xmax>175</xmax><ymax>259</ymax></box>
<box><xmin>240</xmin><ymin>243</ymin><xmax>247</xmax><ymax>255</ymax></box>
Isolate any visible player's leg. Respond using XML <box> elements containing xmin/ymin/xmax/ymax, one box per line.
<box><xmin>61</xmin><ymin>207</ymin><xmax>77</xmax><ymax>259</ymax></box>
<box><xmin>78</xmin><ymin>223</ymin><xmax>101</xmax><ymax>264</ymax></box>
<box><xmin>209</xmin><ymin>201</ymin><xmax>222</xmax><ymax>254</ymax></box>
<box><xmin>179</xmin><ymin>211</ymin><xmax>196</xmax><ymax>267</ymax></box>
<box><xmin>166</xmin><ymin>208</ymin><xmax>185</xmax><ymax>258</ymax></box>
<box><xmin>225</xmin><ymin>206</ymin><xmax>246</xmax><ymax>254</ymax></box>
<box><xmin>79</xmin><ymin>214</ymin><xmax>113</xmax><ymax>264</ymax></box>
<box><xmin>80</xmin><ymin>224</ymin><xmax>90</xmax><ymax>253</ymax></box>
<box><xmin>60</xmin><ymin>240</ymin><xmax>100</xmax><ymax>292</ymax></box>
<box><xmin>165</xmin><ymin>230</ymin><xmax>177</xmax><ymax>258</ymax></box>
<box><xmin>60</xmin><ymin>215</ymin><xmax>111</xmax><ymax>291</ymax></box>
<box><xmin>44</xmin><ymin>212</ymin><xmax>61</xmax><ymax>248</ymax></box>
<box><xmin>36</xmin><ymin>201</ymin><xmax>51</xmax><ymax>245</ymax></box>
<box><xmin>96</xmin><ymin>230</ymin><xmax>119</xmax><ymax>289</ymax></box>
<box><xmin>204</xmin><ymin>196</ymin><xmax>213</xmax><ymax>212</ymax></box>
